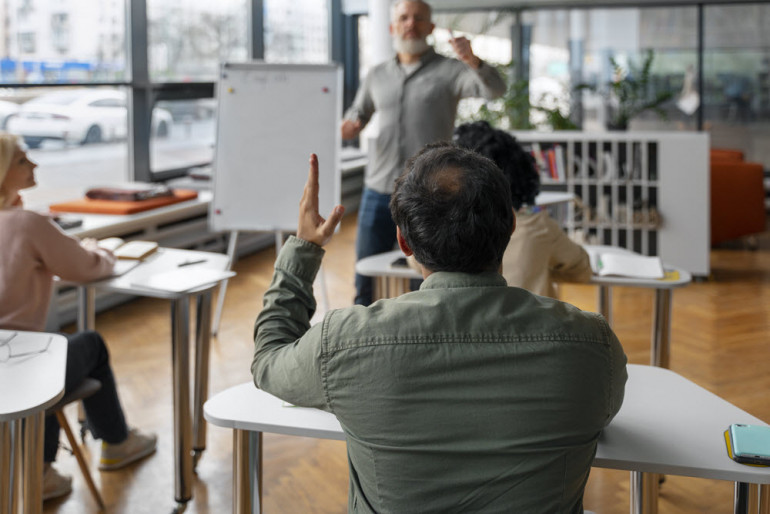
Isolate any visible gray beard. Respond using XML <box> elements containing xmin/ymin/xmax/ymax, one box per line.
<box><xmin>393</xmin><ymin>36</ymin><xmax>430</xmax><ymax>56</ymax></box>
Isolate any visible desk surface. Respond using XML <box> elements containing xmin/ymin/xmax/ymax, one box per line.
<box><xmin>91</xmin><ymin>248</ymin><xmax>231</xmax><ymax>299</ymax></box>
<box><xmin>585</xmin><ymin>245</ymin><xmax>692</xmax><ymax>289</ymax></box>
<box><xmin>356</xmin><ymin>247</ymin><xmax>692</xmax><ymax>290</ymax></box>
<box><xmin>0</xmin><ymin>331</ymin><xmax>67</xmax><ymax>421</ymax></box>
<box><xmin>205</xmin><ymin>365</ymin><xmax>770</xmax><ymax>484</ymax></box>
<box><xmin>65</xmin><ymin>190</ymin><xmax>211</xmax><ymax>240</ymax></box>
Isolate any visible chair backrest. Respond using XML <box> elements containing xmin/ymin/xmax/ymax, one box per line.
<box><xmin>711</xmin><ymin>148</ymin><xmax>745</xmax><ymax>163</ymax></box>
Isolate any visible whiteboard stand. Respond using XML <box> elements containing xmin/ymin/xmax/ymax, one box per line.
<box><xmin>212</xmin><ymin>230</ymin><xmax>239</xmax><ymax>336</ymax></box>
<box><xmin>211</xmin><ymin>230</ymin><xmax>330</xmax><ymax>336</ymax></box>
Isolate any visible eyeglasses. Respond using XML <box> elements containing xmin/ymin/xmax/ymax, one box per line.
<box><xmin>0</xmin><ymin>332</ymin><xmax>53</xmax><ymax>362</ymax></box>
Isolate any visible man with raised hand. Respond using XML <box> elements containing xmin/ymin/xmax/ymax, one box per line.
<box><xmin>253</xmin><ymin>146</ymin><xmax>627</xmax><ymax>513</ymax></box>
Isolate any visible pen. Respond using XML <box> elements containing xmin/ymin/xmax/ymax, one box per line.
<box><xmin>178</xmin><ymin>259</ymin><xmax>207</xmax><ymax>267</ymax></box>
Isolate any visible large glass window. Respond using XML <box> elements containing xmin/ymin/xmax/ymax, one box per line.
<box><xmin>1</xmin><ymin>0</ymin><xmax>126</xmax><ymax>84</ymax></box>
<box><xmin>525</xmin><ymin>7</ymin><xmax>697</xmax><ymax>132</ymax></box>
<box><xmin>704</xmin><ymin>3</ymin><xmax>770</xmax><ymax>167</ymax></box>
<box><xmin>264</xmin><ymin>0</ymin><xmax>329</xmax><ymax>64</ymax></box>
<box><xmin>147</xmin><ymin>0</ymin><xmax>249</xmax><ymax>82</ymax></box>
<box><xmin>7</xmin><ymin>86</ymin><xmax>129</xmax><ymax>209</ymax></box>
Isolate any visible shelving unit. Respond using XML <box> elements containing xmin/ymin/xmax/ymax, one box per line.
<box><xmin>512</xmin><ymin>131</ymin><xmax>710</xmax><ymax>276</ymax></box>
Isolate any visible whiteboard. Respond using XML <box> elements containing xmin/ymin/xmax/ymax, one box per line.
<box><xmin>210</xmin><ymin>62</ymin><xmax>342</xmax><ymax>233</ymax></box>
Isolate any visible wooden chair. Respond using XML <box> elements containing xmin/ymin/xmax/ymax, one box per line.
<box><xmin>46</xmin><ymin>378</ymin><xmax>105</xmax><ymax>510</ymax></box>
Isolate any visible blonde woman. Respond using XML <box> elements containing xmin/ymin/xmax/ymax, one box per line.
<box><xmin>0</xmin><ymin>133</ymin><xmax>156</xmax><ymax>501</ymax></box>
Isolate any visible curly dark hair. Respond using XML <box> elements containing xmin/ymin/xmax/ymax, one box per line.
<box><xmin>453</xmin><ymin>121</ymin><xmax>539</xmax><ymax>210</ymax></box>
<box><xmin>390</xmin><ymin>141</ymin><xmax>513</xmax><ymax>273</ymax></box>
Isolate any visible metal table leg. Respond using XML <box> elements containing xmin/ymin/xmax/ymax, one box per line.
<box><xmin>630</xmin><ymin>471</ymin><xmax>658</xmax><ymax>514</ymax></box>
<box><xmin>735</xmin><ymin>483</ymin><xmax>770</xmax><ymax>514</ymax></box>
<box><xmin>77</xmin><ymin>286</ymin><xmax>95</xmax><ymax>332</ymax></box>
<box><xmin>651</xmin><ymin>289</ymin><xmax>672</xmax><ymax>368</ymax></box>
<box><xmin>233</xmin><ymin>430</ymin><xmax>262</xmax><ymax>514</ymax></box>
<box><xmin>193</xmin><ymin>291</ymin><xmax>213</xmax><ymax>469</ymax></box>
<box><xmin>1</xmin><ymin>421</ymin><xmax>12</xmax><ymax>514</ymax></box>
<box><xmin>22</xmin><ymin>412</ymin><xmax>45</xmax><ymax>514</ymax></box>
<box><xmin>598</xmin><ymin>285</ymin><xmax>613</xmax><ymax>327</ymax></box>
<box><xmin>171</xmin><ymin>297</ymin><xmax>193</xmax><ymax>509</ymax></box>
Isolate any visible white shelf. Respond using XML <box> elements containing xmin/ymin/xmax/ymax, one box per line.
<box><xmin>513</xmin><ymin>131</ymin><xmax>710</xmax><ymax>276</ymax></box>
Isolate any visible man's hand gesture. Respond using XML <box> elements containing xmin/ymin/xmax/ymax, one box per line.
<box><xmin>449</xmin><ymin>30</ymin><xmax>481</xmax><ymax>70</ymax></box>
<box><xmin>297</xmin><ymin>154</ymin><xmax>345</xmax><ymax>247</ymax></box>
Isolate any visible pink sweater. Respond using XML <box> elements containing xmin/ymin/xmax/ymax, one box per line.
<box><xmin>0</xmin><ymin>209</ymin><xmax>115</xmax><ymax>331</ymax></box>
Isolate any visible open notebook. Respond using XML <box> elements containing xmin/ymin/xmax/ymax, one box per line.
<box><xmin>584</xmin><ymin>247</ymin><xmax>664</xmax><ymax>280</ymax></box>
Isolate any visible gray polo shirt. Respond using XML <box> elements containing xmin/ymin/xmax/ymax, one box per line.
<box><xmin>345</xmin><ymin>48</ymin><xmax>506</xmax><ymax>194</ymax></box>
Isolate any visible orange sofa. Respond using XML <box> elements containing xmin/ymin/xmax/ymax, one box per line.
<box><xmin>710</xmin><ymin>148</ymin><xmax>766</xmax><ymax>246</ymax></box>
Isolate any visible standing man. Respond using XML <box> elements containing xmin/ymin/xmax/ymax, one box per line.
<box><xmin>253</xmin><ymin>145</ymin><xmax>627</xmax><ymax>512</ymax></box>
<box><xmin>342</xmin><ymin>0</ymin><xmax>506</xmax><ymax>305</ymax></box>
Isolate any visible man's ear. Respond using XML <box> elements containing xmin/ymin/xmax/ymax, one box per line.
<box><xmin>511</xmin><ymin>208</ymin><xmax>517</xmax><ymax>236</ymax></box>
<box><xmin>396</xmin><ymin>226</ymin><xmax>413</xmax><ymax>256</ymax></box>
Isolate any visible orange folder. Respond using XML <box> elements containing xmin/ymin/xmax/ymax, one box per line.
<box><xmin>49</xmin><ymin>189</ymin><xmax>198</xmax><ymax>215</ymax></box>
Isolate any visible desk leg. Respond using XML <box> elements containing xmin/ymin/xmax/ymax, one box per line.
<box><xmin>193</xmin><ymin>291</ymin><xmax>213</xmax><ymax>469</ymax></box>
<box><xmin>232</xmin><ymin>430</ymin><xmax>262</xmax><ymax>514</ymax></box>
<box><xmin>1</xmin><ymin>421</ymin><xmax>11</xmax><ymax>514</ymax></box>
<box><xmin>598</xmin><ymin>286</ymin><xmax>613</xmax><ymax>326</ymax></box>
<box><xmin>734</xmin><ymin>483</ymin><xmax>770</xmax><ymax>514</ymax></box>
<box><xmin>77</xmin><ymin>286</ymin><xmax>95</xmax><ymax>332</ymax></box>
<box><xmin>171</xmin><ymin>298</ymin><xmax>193</xmax><ymax>507</ymax></box>
<box><xmin>22</xmin><ymin>413</ymin><xmax>45</xmax><ymax>514</ymax></box>
<box><xmin>651</xmin><ymin>290</ymin><xmax>672</xmax><ymax>368</ymax></box>
<box><xmin>630</xmin><ymin>471</ymin><xmax>658</xmax><ymax>514</ymax></box>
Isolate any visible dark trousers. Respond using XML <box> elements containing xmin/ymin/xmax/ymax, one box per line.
<box><xmin>44</xmin><ymin>330</ymin><xmax>129</xmax><ymax>462</ymax></box>
<box><xmin>355</xmin><ymin>188</ymin><xmax>397</xmax><ymax>306</ymax></box>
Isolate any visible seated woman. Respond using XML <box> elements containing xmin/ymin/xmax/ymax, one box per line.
<box><xmin>453</xmin><ymin>121</ymin><xmax>591</xmax><ymax>297</ymax></box>
<box><xmin>0</xmin><ymin>133</ymin><xmax>156</xmax><ymax>501</ymax></box>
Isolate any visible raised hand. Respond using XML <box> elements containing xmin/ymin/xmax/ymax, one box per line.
<box><xmin>296</xmin><ymin>154</ymin><xmax>345</xmax><ymax>247</ymax></box>
<box><xmin>448</xmin><ymin>30</ymin><xmax>481</xmax><ymax>69</ymax></box>
<box><xmin>341</xmin><ymin>118</ymin><xmax>363</xmax><ymax>140</ymax></box>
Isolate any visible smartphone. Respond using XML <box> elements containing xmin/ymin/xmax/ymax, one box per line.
<box><xmin>390</xmin><ymin>257</ymin><xmax>408</xmax><ymax>268</ymax></box>
<box><xmin>728</xmin><ymin>424</ymin><xmax>770</xmax><ymax>465</ymax></box>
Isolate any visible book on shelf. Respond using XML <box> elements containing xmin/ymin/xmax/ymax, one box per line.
<box><xmin>98</xmin><ymin>237</ymin><xmax>159</xmax><ymax>260</ymax></box>
<box><xmin>585</xmin><ymin>248</ymin><xmax>664</xmax><ymax>279</ymax></box>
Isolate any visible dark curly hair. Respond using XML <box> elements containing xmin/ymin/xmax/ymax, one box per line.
<box><xmin>453</xmin><ymin>121</ymin><xmax>539</xmax><ymax>210</ymax></box>
<box><xmin>390</xmin><ymin>141</ymin><xmax>513</xmax><ymax>273</ymax></box>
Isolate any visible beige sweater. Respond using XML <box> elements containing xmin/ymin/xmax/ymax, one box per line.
<box><xmin>0</xmin><ymin>208</ymin><xmax>115</xmax><ymax>331</ymax></box>
<box><xmin>502</xmin><ymin>210</ymin><xmax>591</xmax><ymax>298</ymax></box>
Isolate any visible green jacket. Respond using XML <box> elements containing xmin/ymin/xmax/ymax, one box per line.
<box><xmin>253</xmin><ymin>236</ymin><xmax>627</xmax><ymax>514</ymax></box>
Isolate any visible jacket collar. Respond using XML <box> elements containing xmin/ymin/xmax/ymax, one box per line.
<box><xmin>420</xmin><ymin>271</ymin><xmax>508</xmax><ymax>290</ymax></box>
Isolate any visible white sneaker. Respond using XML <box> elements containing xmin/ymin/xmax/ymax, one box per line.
<box><xmin>99</xmin><ymin>428</ymin><xmax>157</xmax><ymax>471</ymax></box>
<box><xmin>43</xmin><ymin>465</ymin><xmax>72</xmax><ymax>501</ymax></box>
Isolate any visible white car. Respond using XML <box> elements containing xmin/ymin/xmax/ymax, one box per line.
<box><xmin>7</xmin><ymin>89</ymin><xmax>172</xmax><ymax>148</ymax></box>
<box><xmin>0</xmin><ymin>100</ymin><xmax>19</xmax><ymax>129</ymax></box>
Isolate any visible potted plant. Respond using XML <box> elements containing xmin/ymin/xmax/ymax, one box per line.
<box><xmin>577</xmin><ymin>50</ymin><xmax>674</xmax><ymax>130</ymax></box>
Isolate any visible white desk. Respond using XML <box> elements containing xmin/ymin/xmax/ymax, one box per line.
<box><xmin>78</xmin><ymin>248</ymin><xmax>231</xmax><ymax>512</ymax></box>
<box><xmin>204</xmin><ymin>365</ymin><xmax>770</xmax><ymax>514</ymax></box>
<box><xmin>584</xmin><ymin>245</ymin><xmax>692</xmax><ymax>368</ymax></box>
<box><xmin>0</xmin><ymin>331</ymin><xmax>67</xmax><ymax>514</ymax></box>
<box><xmin>355</xmin><ymin>247</ymin><xmax>691</xmax><ymax>369</ymax></box>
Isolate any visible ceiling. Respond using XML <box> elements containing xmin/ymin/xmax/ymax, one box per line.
<box><xmin>342</xmin><ymin>0</ymin><xmax>752</xmax><ymax>15</ymax></box>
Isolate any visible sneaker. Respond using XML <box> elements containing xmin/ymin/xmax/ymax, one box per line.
<box><xmin>43</xmin><ymin>465</ymin><xmax>72</xmax><ymax>501</ymax></box>
<box><xmin>99</xmin><ymin>428</ymin><xmax>157</xmax><ymax>471</ymax></box>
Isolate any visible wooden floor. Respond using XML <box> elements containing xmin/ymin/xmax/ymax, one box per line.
<box><xmin>44</xmin><ymin>214</ymin><xmax>770</xmax><ymax>514</ymax></box>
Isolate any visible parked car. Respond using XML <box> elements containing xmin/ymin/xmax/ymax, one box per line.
<box><xmin>6</xmin><ymin>88</ymin><xmax>173</xmax><ymax>148</ymax></box>
<box><xmin>0</xmin><ymin>100</ymin><xmax>19</xmax><ymax>130</ymax></box>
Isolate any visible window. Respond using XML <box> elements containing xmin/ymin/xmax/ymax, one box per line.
<box><xmin>18</xmin><ymin>33</ymin><xmax>36</xmax><ymax>54</ymax></box>
<box><xmin>51</xmin><ymin>13</ymin><xmax>69</xmax><ymax>53</ymax></box>
<box><xmin>264</xmin><ymin>0</ymin><xmax>329</xmax><ymax>63</ymax></box>
<box><xmin>7</xmin><ymin>86</ymin><xmax>130</xmax><ymax>210</ymax></box>
<box><xmin>147</xmin><ymin>0</ymin><xmax>249</xmax><ymax>82</ymax></box>
<box><xmin>704</xmin><ymin>3</ymin><xmax>770</xmax><ymax>167</ymax></box>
